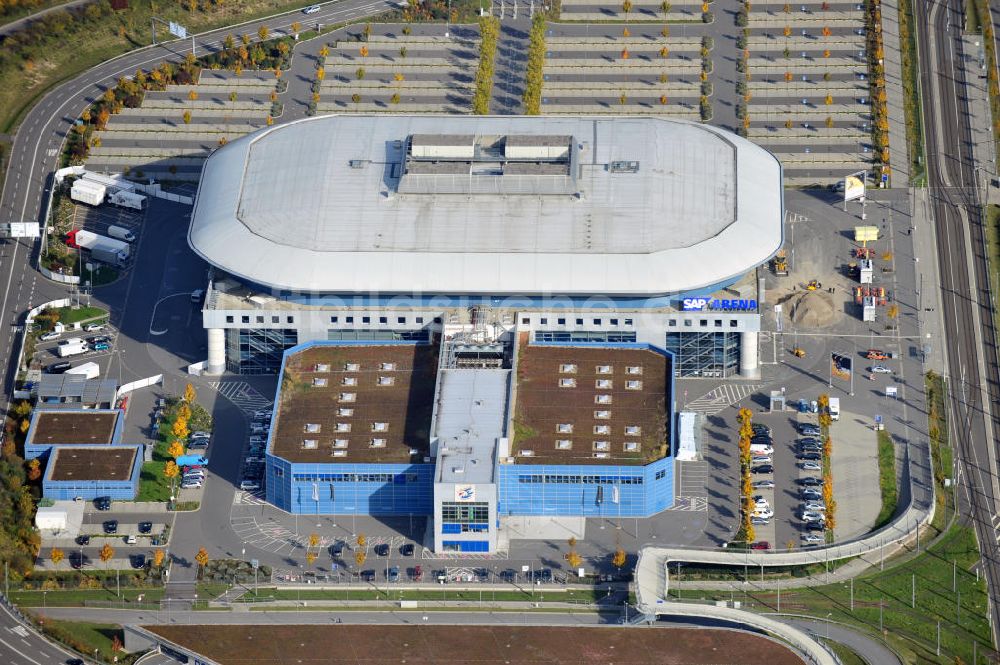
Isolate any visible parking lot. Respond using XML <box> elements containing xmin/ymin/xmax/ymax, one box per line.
<box><xmin>86</xmin><ymin>69</ymin><xmax>277</xmax><ymax>182</ymax></box>
<box><xmin>745</xmin><ymin>0</ymin><xmax>876</xmax><ymax>185</ymax></box>
<box><xmin>318</xmin><ymin>25</ymin><xmax>480</xmax><ymax>114</ymax></box>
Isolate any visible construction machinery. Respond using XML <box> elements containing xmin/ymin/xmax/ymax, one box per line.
<box><xmin>792</xmin><ymin>347</ymin><xmax>806</xmax><ymax>358</ymax></box>
<box><xmin>771</xmin><ymin>249</ymin><xmax>788</xmax><ymax>276</ymax></box>
<box><xmin>853</xmin><ymin>247</ymin><xmax>874</xmax><ymax>259</ymax></box>
<box><xmin>806</xmin><ymin>280</ymin><xmax>822</xmax><ymax>290</ymax></box>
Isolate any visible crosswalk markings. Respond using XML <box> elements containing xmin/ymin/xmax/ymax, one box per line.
<box><xmin>208</xmin><ymin>381</ymin><xmax>273</xmax><ymax>415</ymax></box>
<box><xmin>667</xmin><ymin>496</ymin><xmax>708</xmax><ymax>512</ymax></box>
<box><xmin>421</xmin><ymin>550</ymin><xmax>510</xmax><ymax>560</ymax></box>
<box><xmin>683</xmin><ymin>383</ymin><xmax>761</xmax><ymax>415</ymax></box>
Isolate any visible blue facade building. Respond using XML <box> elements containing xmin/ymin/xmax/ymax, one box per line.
<box><xmin>497</xmin><ymin>455</ymin><xmax>674</xmax><ymax>518</ymax></box>
<box><xmin>265</xmin><ymin>459</ymin><xmax>434</xmax><ymax>515</ymax></box>
<box><xmin>42</xmin><ymin>445</ymin><xmax>142</xmax><ymax>501</ymax></box>
<box><xmin>24</xmin><ymin>408</ymin><xmax>125</xmax><ymax>461</ymax></box>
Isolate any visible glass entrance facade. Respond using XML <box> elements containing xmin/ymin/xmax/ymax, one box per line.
<box><xmin>226</xmin><ymin>328</ymin><xmax>298</xmax><ymax>374</ymax></box>
<box><xmin>664</xmin><ymin>331</ymin><xmax>740</xmax><ymax>378</ymax></box>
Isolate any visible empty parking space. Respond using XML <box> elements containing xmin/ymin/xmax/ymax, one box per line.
<box><xmin>744</xmin><ymin>2</ymin><xmax>876</xmax><ymax>185</ymax></box>
<box><xmin>318</xmin><ymin>27</ymin><xmax>480</xmax><ymax>114</ymax></box>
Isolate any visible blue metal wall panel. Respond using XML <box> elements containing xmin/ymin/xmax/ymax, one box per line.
<box><xmin>265</xmin><ymin>457</ymin><xmax>434</xmax><ymax>515</ymax></box>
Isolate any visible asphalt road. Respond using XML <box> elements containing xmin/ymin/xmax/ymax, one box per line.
<box><xmin>917</xmin><ymin>0</ymin><xmax>1000</xmax><ymax>647</ymax></box>
<box><xmin>0</xmin><ymin>600</ymin><xmax>90</xmax><ymax>665</ymax></box>
<box><xmin>0</xmin><ymin>0</ymin><xmax>397</xmax><ymax>408</ymax></box>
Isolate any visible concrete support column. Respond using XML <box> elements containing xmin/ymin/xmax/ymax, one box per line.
<box><xmin>206</xmin><ymin>327</ymin><xmax>226</xmax><ymax>375</ymax></box>
<box><xmin>740</xmin><ymin>330</ymin><xmax>760</xmax><ymax>379</ymax></box>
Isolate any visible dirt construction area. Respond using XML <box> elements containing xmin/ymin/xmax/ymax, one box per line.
<box><xmin>148</xmin><ymin>624</ymin><xmax>807</xmax><ymax>664</ymax></box>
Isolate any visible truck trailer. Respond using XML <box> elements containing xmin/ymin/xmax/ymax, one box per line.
<box><xmin>65</xmin><ymin>361</ymin><xmax>100</xmax><ymax>379</ymax></box>
<box><xmin>70</xmin><ymin>180</ymin><xmax>106</xmax><ymax>206</ymax></box>
<box><xmin>108</xmin><ymin>190</ymin><xmax>147</xmax><ymax>211</ymax></box>
<box><xmin>66</xmin><ymin>229</ymin><xmax>130</xmax><ymax>266</ymax></box>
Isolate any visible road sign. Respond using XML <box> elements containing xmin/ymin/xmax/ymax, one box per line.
<box><xmin>168</xmin><ymin>21</ymin><xmax>187</xmax><ymax>38</ymax></box>
<box><xmin>8</xmin><ymin>222</ymin><xmax>39</xmax><ymax>238</ymax></box>
<box><xmin>881</xmin><ymin>173</ymin><xmax>888</xmax><ymax>184</ymax></box>
<box><xmin>875</xmin><ymin>414</ymin><xmax>882</xmax><ymax>424</ymax></box>
<box><xmin>251</xmin><ymin>559</ymin><xmax>259</xmax><ymax>569</ymax></box>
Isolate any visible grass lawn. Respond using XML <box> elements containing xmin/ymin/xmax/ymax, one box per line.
<box><xmin>873</xmin><ymin>430</ymin><xmax>897</xmax><ymax>529</ymax></box>
<box><xmin>11</xmin><ymin>587</ymin><xmax>163</xmax><ymax>607</ymax></box>
<box><xmin>33</xmin><ymin>618</ymin><xmax>129</xmax><ymax>663</ymax></box>
<box><xmin>55</xmin><ymin>305</ymin><xmax>107</xmax><ymax>325</ymax></box>
<box><xmin>673</xmin><ymin>524</ymin><xmax>990</xmax><ymax>664</ymax></box>
<box><xmin>137</xmin><ymin>461</ymin><xmax>172</xmax><ymax>502</ymax></box>
<box><xmin>820</xmin><ymin>639</ymin><xmax>865</xmax><ymax>665</ymax></box>
<box><xmin>925</xmin><ymin>371</ymin><xmax>954</xmax><ymax>531</ymax></box>
<box><xmin>985</xmin><ymin>206</ymin><xmax>1000</xmax><ymax>340</ymax></box>
<box><xmin>0</xmin><ymin>0</ymin><xmax>76</xmax><ymax>28</ymax></box>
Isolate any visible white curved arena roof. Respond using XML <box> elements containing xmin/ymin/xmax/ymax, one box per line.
<box><xmin>188</xmin><ymin>115</ymin><xmax>783</xmax><ymax>296</ymax></box>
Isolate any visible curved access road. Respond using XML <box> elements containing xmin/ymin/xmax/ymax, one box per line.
<box><xmin>0</xmin><ymin>0</ymin><xmax>94</xmax><ymax>38</ymax></box>
<box><xmin>0</xmin><ymin>0</ymin><xmax>394</xmax><ymax>406</ymax></box>
<box><xmin>0</xmin><ymin>597</ymin><xmax>98</xmax><ymax>664</ymax></box>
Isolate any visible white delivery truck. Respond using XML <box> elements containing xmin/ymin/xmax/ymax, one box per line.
<box><xmin>828</xmin><ymin>397</ymin><xmax>841</xmax><ymax>421</ymax></box>
<box><xmin>65</xmin><ymin>361</ymin><xmax>100</xmax><ymax>379</ymax></box>
<box><xmin>70</xmin><ymin>179</ymin><xmax>106</xmax><ymax>206</ymax></box>
<box><xmin>108</xmin><ymin>190</ymin><xmax>147</xmax><ymax>211</ymax></box>
<box><xmin>56</xmin><ymin>339</ymin><xmax>88</xmax><ymax>357</ymax></box>
<box><xmin>67</xmin><ymin>229</ymin><xmax>130</xmax><ymax>266</ymax></box>
<box><xmin>106</xmin><ymin>225</ymin><xmax>135</xmax><ymax>242</ymax></box>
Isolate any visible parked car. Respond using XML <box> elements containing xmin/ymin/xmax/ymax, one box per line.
<box><xmin>95</xmin><ymin>496</ymin><xmax>111</xmax><ymax>510</ymax></box>
<box><xmin>239</xmin><ymin>480</ymin><xmax>261</xmax><ymax>491</ymax></box>
<box><xmin>40</xmin><ymin>331</ymin><xmax>60</xmax><ymax>341</ymax></box>
<box><xmin>401</xmin><ymin>543</ymin><xmax>414</xmax><ymax>557</ymax></box>
<box><xmin>751</xmin><ymin>464</ymin><xmax>774</xmax><ymax>474</ymax></box>
<box><xmin>190</xmin><ymin>289</ymin><xmax>204</xmax><ymax>303</ymax></box>
<box><xmin>412</xmin><ymin>565</ymin><xmax>423</xmax><ymax>582</ymax></box>
<box><xmin>800</xmin><ymin>488</ymin><xmax>823</xmax><ymax>500</ymax></box>
<box><xmin>802</xmin><ymin>501</ymin><xmax>825</xmax><ymax>512</ymax></box>
<box><xmin>541</xmin><ymin>568</ymin><xmax>553</xmax><ymax>583</ymax></box>
<box><xmin>46</xmin><ymin>361</ymin><xmax>72</xmax><ymax>374</ymax></box>
<box><xmin>92</xmin><ymin>341</ymin><xmax>110</xmax><ymax>351</ymax></box>
<box><xmin>871</xmin><ymin>365</ymin><xmax>892</xmax><ymax>374</ymax></box>
<box><xmin>798</xmin><ymin>423</ymin><xmax>821</xmax><ymax>436</ymax></box>
<box><xmin>753</xmin><ymin>495</ymin><xmax>769</xmax><ymax>509</ymax></box>
<box><xmin>388</xmin><ymin>566</ymin><xmax>400</xmax><ymax>582</ymax></box>
<box><xmin>361</xmin><ymin>569</ymin><xmax>376</xmax><ymax>582</ymax></box>
<box><xmin>181</xmin><ymin>480</ymin><xmax>203</xmax><ymax>489</ymax></box>
<box><xmin>138</xmin><ymin>521</ymin><xmax>153</xmax><ymax>534</ymax></box>
<box><xmin>801</xmin><ymin>511</ymin><xmax>825</xmax><ymax>523</ymax></box>
<box><xmin>750</xmin><ymin>541</ymin><xmax>771</xmax><ymax>551</ymax></box>
<box><xmin>750</xmin><ymin>456</ymin><xmax>772</xmax><ymax>466</ymax></box>
<box><xmin>750</xmin><ymin>435</ymin><xmax>773</xmax><ymax>446</ymax></box>
<box><xmin>805</xmin><ymin>521</ymin><xmax>827</xmax><ymax>532</ymax></box>
<box><xmin>798</xmin><ymin>477</ymin><xmax>824</xmax><ymax>487</ymax></box>
<box><xmin>103</xmin><ymin>520</ymin><xmax>118</xmax><ymax>534</ymax></box>
<box><xmin>802</xmin><ymin>534</ymin><xmax>825</xmax><ymax>543</ymax></box>
<box><xmin>797</xmin><ymin>452</ymin><xmax>821</xmax><ymax>461</ymax></box>
<box><xmin>798</xmin><ymin>437</ymin><xmax>822</xmax><ymax>445</ymax></box>
<box><xmin>751</xmin><ymin>516</ymin><xmax>770</xmax><ymax>525</ymax></box>
<box><xmin>375</xmin><ymin>543</ymin><xmax>390</xmax><ymax>557</ymax></box>
<box><xmin>866</xmin><ymin>349</ymin><xmax>889</xmax><ymax>360</ymax></box>
<box><xmin>800</xmin><ymin>461</ymin><xmax>822</xmax><ymax>471</ymax></box>
<box><xmin>125</xmin><ymin>534</ymin><xmax>137</xmax><ymax>545</ymax></box>
<box><xmin>752</xmin><ymin>480</ymin><xmax>775</xmax><ymax>489</ymax></box>
<box><xmin>130</xmin><ymin>554</ymin><xmax>146</xmax><ymax>569</ymax></box>
<box><xmin>75</xmin><ymin>535</ymin><xmax>90</xmax><ymax>546</ymax></box>
<box><xmin>751</xmin><ymin>424</ymin><xmax>771</xmax><ymax>436</ymax></box>
<box><xmin>83</xmin><ymin>323</ymin><xmax>104</xmax><ymax>332</ymax></box>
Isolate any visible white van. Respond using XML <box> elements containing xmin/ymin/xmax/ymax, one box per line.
<box><xmin>749</xmin><ymin>443</ymin><xmax>774</xmax><ymax>455</ymax></box>
<box><xmin>828</xmin><ymin>397</ymin><xmax>841</xmax><ymax>421</ymax></box>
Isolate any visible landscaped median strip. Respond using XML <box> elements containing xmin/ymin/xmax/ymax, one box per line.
<box><xmin>522</xmin><ymin>13</ymin><xmax>547</xmax><ymax>115</ymax></box>
<box><xmin>472</xmin><ymin>16</ymin><xmax>499</xmax><ymax>114</ymax></box>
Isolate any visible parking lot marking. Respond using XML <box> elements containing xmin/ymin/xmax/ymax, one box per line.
<box><xmin>208</xmin><ymin>381</ymin><xmax>273</xmax><ymax>415</ymax></box>
<box><xmin>666</xmin><ymin>496</ymin><xmax>708</xmax><ymax>512</ymax></box>
<box><xmin>683</xmin><ymin>383</ymin><xmax>762</xmax><ymax>415</ymax></box>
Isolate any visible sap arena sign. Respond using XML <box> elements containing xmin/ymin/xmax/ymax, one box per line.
<box><xmin>681</xmin><ymin>298</ymin><xmax>758</xmax><ymax>311</ymax></box>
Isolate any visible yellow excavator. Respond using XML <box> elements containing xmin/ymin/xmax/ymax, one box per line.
<box><xmin>805</xmin><ymin>280</ymin><xmax>822</xmax><ymax>290</ymax></box>
<box><xmin>771</xmin><ymin>249</ymin><xmax>788</xmax><ymax>276</ymax></box>
<box><xmin>792</xmin><ymin>347</ymin><xmax>806</xmax><ymax>358</ymax></box>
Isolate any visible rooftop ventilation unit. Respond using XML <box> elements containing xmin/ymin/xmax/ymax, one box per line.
<box><xmin>608</xmin><ymin>160</ymin><xmax>640</xmax><ymax>173</ymax></box>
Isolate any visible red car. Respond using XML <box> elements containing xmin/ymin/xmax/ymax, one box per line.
<box><xmin>412</xmin><ymin>565</ymin><xmax>423</xmax><ymax>582</ymax></box>
<box><xmin>866</xmin><ymin>349</ymin><xmax>888</xmax><ymax>360</ymax></box>
<box><xmin>750</xmin><ymin>541</ymin><xmax>771</xmax><ymax>551</ymax></box>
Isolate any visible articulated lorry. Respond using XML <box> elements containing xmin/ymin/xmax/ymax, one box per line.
<box><xmin>108</xmin><ymin>190</ymin><xmax>147</xmax><ymax>211</ymax></box>
<box><xmin>66</xmin><ymin>229</ymin><xmax>130</xmax><ymax>266</ymax></box>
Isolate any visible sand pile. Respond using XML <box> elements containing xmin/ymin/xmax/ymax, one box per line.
<box><xmin>787</xmin><ymin>290</ymin><xmax>836</xmax><ymax>327</ymax></box>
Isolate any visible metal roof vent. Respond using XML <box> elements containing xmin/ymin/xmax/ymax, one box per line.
<box><xmin>608</xmin><ymin>160</ymin><xmax>640</xmax><ymax>174</ymax></box>
<box><xmin>349</xmin><ymin>159</ymin><xmax>369</xmax><ymax>169</ymax></box>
